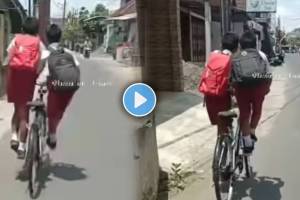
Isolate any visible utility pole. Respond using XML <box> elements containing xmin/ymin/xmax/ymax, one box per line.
<box><xmin>62</xmin><ymin>0</ymin><xmax>67</xmax><ymax>29</ymax></box>
<box><xmin>28</xmin><ymin>0</ymin><xmax>32</xmax><ymax>16</ymax></box>
<box><xmin>33</xmin><ymin>0</ymin><xmax>38</xmax><ymax>17</ymax></box>
<box><xmin>205</xmin><ymin>0</ymin><xmax>212</xmax><ymax>60</ymax></box>
<box><xmin>39</xmin><ymin>0</ymin><xmax>51</xmax><ymax>45</ymax></box>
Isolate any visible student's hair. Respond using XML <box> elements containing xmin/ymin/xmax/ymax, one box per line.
<box><xmin>222</xmin><ymin>32</ymin><xmax>239</xmax><ymax>52</ymax></box>
<box><xmin>22</xmin><ymin>17</ymin><xmax>39</xmax><ymax>35</ymax></box>
<box><xmin>240</xmin><ymin>31</ymin><xmax>257</xmax><ymax>49</ymax></box>
<box><xmin>46</xmin><ymin>24</ymin><xmax>62</xmax><ymax>43</ymax></box>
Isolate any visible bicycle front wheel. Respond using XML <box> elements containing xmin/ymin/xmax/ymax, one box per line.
<box><xmin>27</xmin><ymin>124</ymin><xmax>40</xmax><ymax>199</ymax></box>
<box><xmin>212</xmin><ymin>136</ymin><xmax>232</xmax><ymax>200</ymax></box>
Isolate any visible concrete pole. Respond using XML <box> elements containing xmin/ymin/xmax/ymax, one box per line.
<box><xmin>39</xmin><ymin>0</ymin><xmax>51</xmax><ymax>45</ymax></box>
<box><xmin>28</xmin><ymin>0</ymin><xmax>32</xmax><ymax>16</ymax></box>
<box><xmin>205</xmin><ymin>0</ymin><xmax>212</xmax><ymax>60</ymax></box>
<box><xmin>220</xmin><ymin>0</ymin><xmax>225</xmax><ymax>34</ymax></box>
<box><xmin>62</xmin><ymin>0</ymin><xmax>67</xmax><ymax>30</ymax></box>
<box><xmin>189</xmin><ymin>11</ymin><xmax>193</xmax><ymax>61</ymax></box>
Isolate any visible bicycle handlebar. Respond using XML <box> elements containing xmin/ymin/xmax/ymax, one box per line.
<box><xmin>36</xmin><ymin>82</ymin><xmax>47</xmax><ymax>87</ymax></box>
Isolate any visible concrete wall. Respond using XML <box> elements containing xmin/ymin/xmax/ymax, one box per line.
<box><xmin>232</xmin><ymin>22</ymin><xmax>244</xmax><ymax>37</ymax></box>
<box><xmin>0</xmin><ymin>11</ymin><xmax>11</xmax><ymax>97</ymax></box>
<box><xmin>211</xmin><ymin>21</ymin><xmax>222</xmax><ymax>51</ymax></box>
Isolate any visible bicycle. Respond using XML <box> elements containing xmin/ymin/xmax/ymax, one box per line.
<box><xmin>212</xmin><ymin>109</ymin><xmax>253</xmax><ymax>200</ymax></box>
<box><xmin>25</xmin><ymin>83</ymin><xmax>48</xmax><ymax>199</ymax></box>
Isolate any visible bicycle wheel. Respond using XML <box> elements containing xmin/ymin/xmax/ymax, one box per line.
<box><xmin>244</xmin><ymin>156</ymin><xmax>252</xmax><ymax>178</ymax></box>
<box><xmin>37</xmin><ymin>111</ymin><xmax>47</xmax><ymax>159</ymax></box>
<box><xmin>27</xmin><ymin>124</ymin><xmax>40</xmax><ymax>199</ymax></box>
<box><xmin>212</xmin><ymin>136</ymin><xmax>232</xmax><ymax>200</ymax></box>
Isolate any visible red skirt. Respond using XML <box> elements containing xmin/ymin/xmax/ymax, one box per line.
<box><xmin>6</xmin><ymin>68</ymin><xmax>37</xmax><ymax>104</ymax></box>
<box><xmin>205</xmin><ymin>94</ymin><xmax>231</xmax><ymax>125</ymax></box>
<box><xmin>47</xmin><ymin>90</ymin><xmax>75</xmax><ymax>119</ymax></box>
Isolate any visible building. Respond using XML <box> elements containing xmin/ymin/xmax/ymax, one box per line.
<box><xmin>180</xmin><ymin>0</ymin><xmax>224</xmax><ymax>62</ymax></box>
<box><xmin>232</xmin><ymin>0</ymin><xmax>276</xmax><ymax>58</ymax></box>
<box><xmin>105</xmin><ymin>0</ymin><xmax>138</xmax><ymax>65</ymax></box>
<box><xmin>0</xmin><ymin>0</ymin><xmax>26</xmax><ymax>97</ymax></box>
<box><xmin>107</xmin><ymin>0</ymin><xmax>226</xmax><ymax>66</ymax></box>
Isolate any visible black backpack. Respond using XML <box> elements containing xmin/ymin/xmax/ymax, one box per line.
<box><xmin>48</xmin><ymin>47</ymin><xmax>80</xmax><ymax>92</ymax></box>
<box><xmin>231</xmin><ymin>49</ymin><xmax>272</xmax><ymax>87</ymax></box>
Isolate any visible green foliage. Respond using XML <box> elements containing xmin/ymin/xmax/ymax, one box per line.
<box><xmin>80</xmin><ymin>3</ymin><xmax>109</xmax><ymax>37</ymax></box>
<box><xmin>92</xmin><ymin>4</ymin><xmax>109</xmax><ymax>17</ymax></box>
<box><xmin>288</xmin><ymin>37</ymin><xmax>300</xmax><ymax>46</ymax></box>
<box><xmin>168</xmin><ymin>163</ymin><xmax>195</xmax><ymax>192</ymax></box>
<box><xmin>63</xmin><ymin>3</ymin><xmax>108</xmax><ymax>42</ymax></box>
<box><xmin>63</xmin><ymin>10</ymin><xmax>85</xmax><ymax>42</ymax></box>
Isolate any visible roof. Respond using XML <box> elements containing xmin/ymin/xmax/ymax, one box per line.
<box><xmin>83</xmin><ymin>16</ymin><xmax>107</xmax><ymax>22</ymax></box>
<box><xmin>110</xmin><ymin>0</ymin><xmax>135</xmax><ymax>17</ymax></box>
<box><xmin>107</xmin><ymin>13</ymin><xmax>136</xmax><ymax>21</ymax></box>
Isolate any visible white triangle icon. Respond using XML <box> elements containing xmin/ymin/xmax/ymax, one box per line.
<box><xmin>134</xmin><ymin>92</ymin><xmax>147</xmax><ymax>108</ymax></box>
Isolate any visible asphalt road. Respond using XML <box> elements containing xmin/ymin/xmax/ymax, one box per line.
<box><xmin>173</xmin><ymin>54</ymin><xmax>300</xmax><ymax>200</ymax></box>
<box><xmin>0</xmin><ymin>54</ymin><xmax>143</xmax><ymax>200</ymax></box>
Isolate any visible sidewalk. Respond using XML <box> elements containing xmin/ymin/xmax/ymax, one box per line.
<box><xmin>0</xmin><ymin>96</ymin><xmax>13</xmax><ymax>139</ymax></box>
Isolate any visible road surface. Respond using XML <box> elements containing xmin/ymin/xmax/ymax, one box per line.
<box><xmin>0</xmin><ymin>54</ymin><xmax>143</xmax><ymax>200</ymax></box>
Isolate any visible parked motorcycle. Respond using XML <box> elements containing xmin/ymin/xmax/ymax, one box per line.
<box><xmin>270</xmin><ymin>55</ymin><xmax>283</xmax><ymax>66</ymax></box>
<box><xmin>84</xmin><ymin>48</ymin><xmax>91</xmax><ymax>58</ymax></box>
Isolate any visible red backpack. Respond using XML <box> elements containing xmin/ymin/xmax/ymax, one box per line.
<box><xmin>9</xmin><ymin>34</ymin><xmax>41</xmax><ymax>71</ymax></box>
<box><xmin>199</xmin><ymin>51</ymin><xmax>232</xmax><ymax>96</ymax></box>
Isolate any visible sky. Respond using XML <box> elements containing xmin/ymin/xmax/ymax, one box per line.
<box><xmin>20</xmin><ymin>0</ymin><xmax>121</xmax><ymax>18</ymax></box>
<box><xmin>277</xmin><ymin>0</ymin><xmax>300</xmax><ymax>32</ymax></box>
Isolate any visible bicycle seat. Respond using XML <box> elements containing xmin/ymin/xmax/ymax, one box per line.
<box><xmin>218</xmin><ymin>110</ymin><xmax>238</xmax><ymax>118</ymax></box>
<box><xmin>27</xmin><ymin>101</ymin><xmax>45</xmax><ymax>107</ymax></box>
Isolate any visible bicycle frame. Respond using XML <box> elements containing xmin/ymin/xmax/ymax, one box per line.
<box><xmin>30</xmin><ymin>84</ymin><xmax>48</xmax><ymax>157</ymax></box>
<box><xmin>26</xmin><ymin>84</ymin><xmax>48</xmax><ymax>198</ymax></box>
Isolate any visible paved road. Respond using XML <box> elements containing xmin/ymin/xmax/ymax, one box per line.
<box><xmin>173</xmin><ymin>54</ymin><xmax>300</xmax><ymax>200</ymax></box>
<box><xmin>0</xmin><ymin>54</ymin><xmax>143</xmax><ymax>200</ymax></box>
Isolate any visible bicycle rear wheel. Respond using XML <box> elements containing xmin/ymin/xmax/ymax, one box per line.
<box><xmin>27</xmin><ymin>124</ymin><xmax>40</xmax><ymax>199</ymax></box>
<box><xmin>212</xmin><ymin>136</ymin><xmax>232</xmax><ymax>200</ymax></box>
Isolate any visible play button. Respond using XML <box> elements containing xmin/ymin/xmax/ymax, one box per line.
<box><xmin>134</xmin><ymin>92</ymin><xmax>147</xmax><ymax>108</ymax></box>
<box><xmin>123</xmin><ymin>83</ymin><xmax>157</xmax><ymax>117</ymax></box>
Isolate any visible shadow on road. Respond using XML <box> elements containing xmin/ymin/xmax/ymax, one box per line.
<box><xmin>16</xmin><ymin>160</ymin><xmax>87</xmax><ymax>199</ymax></box>
<box><xmin>232</xmin><ymin>173</ymin><xmax>284</xmax><ymax>200</ymax></box>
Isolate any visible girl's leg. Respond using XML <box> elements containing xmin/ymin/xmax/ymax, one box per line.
<box><xmin>250</xmin><ymin>95</ymin><xmax>265</xmax><ymax>135</ymax></box>
<box><xmin>235</xmin><ymin>88</ymin><xmax>253</xmax><ymax>152</ymax></box>
<box><xmin>17</xmin><ymin>103</ymin><xmax>29</xmax><ymax>159</ymax></box>
<box><xmin>47</xmin><ymin>91</ymin><xmax>74</xmax><ymax>149</ymax></box>
<box><xmin>10</xmin><ymin>104</ymin><xmax>20</xmax><ymax>151</ymax></box>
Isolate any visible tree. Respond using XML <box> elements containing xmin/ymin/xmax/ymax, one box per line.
<box><xmin>275</xmin><ymin>17</ymin><xmax>287</xmax><ymax>46</ymax></box>
<box><xmin>63</xmin><ymin>9</ymin><xmax>85</xmax><ymax>43</ymax></box>
<box><xmin>81</xmin><ymin>4</ymin><xmax>109</xmax><ymax>37</ymax></box>
<box><xmin>92</xmin><ymin>4</ymin><xmax>109</xmax><ymax>17</ymax></box>
<box><xmin>79</xmin><ymin>7</ymin><xmax>89</xmax><ymax>23</ymax></box>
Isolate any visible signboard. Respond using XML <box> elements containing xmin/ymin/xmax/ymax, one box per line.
<box><xmin>246</xmin><ymin>0</ymin><xmax>277</xmax><ymax>12</ymax></box>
